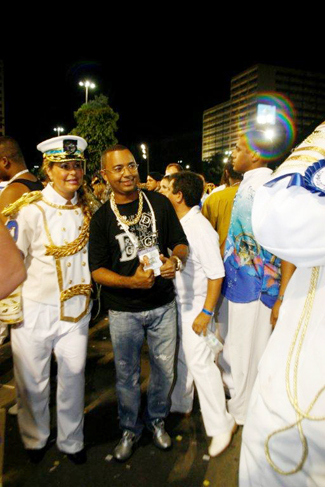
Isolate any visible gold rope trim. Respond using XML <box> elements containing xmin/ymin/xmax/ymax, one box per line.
<box><xmin>42</xmin><ymin>197</ymin><xmax>79</xmax><ymax>210</ymax></box>
<box><xmin>45</xmin><ymin>216</ymin><xmax>90</xmax><ymax>258</ymax></box>
<box><xmin>265</xmin><ymin>266</ymin><xmax>322</xmax><ymax>476</ymax></box>
<box><xmin>60</xmin><ymin>284</ymin><xmax>92</xmax><ymax>302</ymax></box>
<box><xmin>2</xmin><ymin>191</ymin><xmax>43</xmax><ymax>217</ymax></box>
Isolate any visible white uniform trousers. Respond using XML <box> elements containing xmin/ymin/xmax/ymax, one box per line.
<box><xmin>171</xmin><ymin>315</ymin><xmax>234</xmax><ymax>437</ymax></box>
<box><xmin>221</xmin><ymin>298</ymin><xmax>272</xmax><ymax>425</ymax></box>
<box><xmin>11</xmin><ymin>298</ymin><xmax>89</xmax><ymax>453</ymax></box>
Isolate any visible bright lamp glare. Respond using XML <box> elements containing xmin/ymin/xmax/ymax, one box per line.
<box><xmin>264</xmin><ymin>129</ymin><xmax>275</xmax><ymax>140</ymax></box>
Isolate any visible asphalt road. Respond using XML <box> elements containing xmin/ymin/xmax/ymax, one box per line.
<box><xmin>1</xmin><ymin>317</ymin><xmax>241</xmax><ymax>487</ymax></box>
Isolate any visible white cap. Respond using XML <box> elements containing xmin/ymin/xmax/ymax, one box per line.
<box><xmin>37</xmin><ymin>135</ymin><xmax>87</xmax><ymax>158</ymax></box>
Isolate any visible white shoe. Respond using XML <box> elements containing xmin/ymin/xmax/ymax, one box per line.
<box><xmin>208</xmin><ymin>423</ymin><xmax>237</xmax><ymax>457</ymax></box>
<box><xmin>8</xmin><ymin>403</ymin><xmax>18</xmax><ymax>416</ymax></box>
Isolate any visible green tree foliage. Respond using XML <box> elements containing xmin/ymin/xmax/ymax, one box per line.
<box><xmin>71</xmin><ymin>94</ymin><xmax>119</xmax><ymax>174</ymax></box>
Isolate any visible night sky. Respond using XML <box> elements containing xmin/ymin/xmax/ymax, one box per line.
<box><xmin>3</xmin><ymin>34</ymin><xmax>323</xmax><ymax>176</ymax></box>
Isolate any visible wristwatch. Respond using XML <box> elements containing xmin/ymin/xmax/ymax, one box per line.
<box><xmin>172</xmin><ymin>255</ymin><xmax>183</xmax><ymax>271</ymax></box>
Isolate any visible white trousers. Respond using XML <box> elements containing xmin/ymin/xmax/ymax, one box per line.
<box><xmin>171</xmin><ymin>315</ymin><xmax>234</xmax><ymax>437</ymax></box>
<box><xmin>220</xmin><ymin>298</ymin><xmax>272</xmax><ymax>425</ymax></box>
<box><xmin>240</xmin><ymin>267</ymin><xmax>325</xmax><ymax>486</ymax></box>
<box><xmin>11</xmin><ymin>298</ymin><xmax>89</xmax><ymax>453</ymax></box>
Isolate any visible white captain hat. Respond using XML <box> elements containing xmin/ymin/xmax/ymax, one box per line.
<box><xmin>37</xmin><ymin>135</ymin><xmax>87</xmax><ymax>162</ymax></box>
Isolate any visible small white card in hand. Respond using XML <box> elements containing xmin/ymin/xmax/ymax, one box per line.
<box><xmin>138</xmin><ymin>246</ymin><xmax>162</xmax><ymax>276</ymax></box>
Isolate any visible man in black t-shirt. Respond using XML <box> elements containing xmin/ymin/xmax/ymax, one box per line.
<box><xmin>89</xmin><ymin>145</ymin><xmax>188</xmax><ymax>462</ymax></box>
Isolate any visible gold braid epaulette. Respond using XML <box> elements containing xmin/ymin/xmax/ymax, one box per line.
<box><xmin>2</xmin><ymin>191</ymin><xmax>43</xmax><ymax>218</ymax></box>
<box><xmin>45</xmin><ymin>215</ymin><xmax>90</xmax><ymax>258</ymax></box>
<box><xmin>60</xmin><ymin>284</ymin><xmax>92</xmax><ymax>302</ymax></box>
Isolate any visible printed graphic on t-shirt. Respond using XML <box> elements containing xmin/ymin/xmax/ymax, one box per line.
<box><xmin>115</xmin><ymin>211</ymin><xmax>158</xmax><ymax>262</ymax></box>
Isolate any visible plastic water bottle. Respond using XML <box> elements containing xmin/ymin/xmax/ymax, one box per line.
<box><xmin>203</xmin><ymin>329</ymin><xmax>223</xmax><ymax>355</ymax></box>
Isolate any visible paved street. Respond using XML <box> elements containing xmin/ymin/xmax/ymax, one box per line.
<box><xmin>1</xmin><ymin>317</ymin><xmax>241</xmax><ymax>487</ymax></box>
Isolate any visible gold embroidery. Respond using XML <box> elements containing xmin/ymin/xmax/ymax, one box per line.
<box><xmin>42</xmin><ymin>197</ymin><xmax>79</xmax><ymax>210</ymax></box>
<box><xmin>35</xmin><ymin>204</ymin><xmax>90</xmax><ymax>322</ymax></box>
<box><xmin>294</xmin><ymin>146</ymin><xmax>325</xmax><ymax>158</ymax></box>
<box><xmin>44</xmin><ymin>218</ymin><xmax>89</xmax><ymax>258</ymax></box>
<box><xmin>2</xmin><ymin>191</ymin><xmax>43</xmax><ymax>218</ymax></box>
<box><xmin>61</xmin><ymin>284</ymin><xmax>92</xmax><ymax>302</ymax></box>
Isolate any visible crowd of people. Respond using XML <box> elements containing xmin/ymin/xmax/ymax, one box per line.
<box><xmin>0</xmin><ymin>123</ymin><xmax>324</xmax><ymax>485</ymax></box>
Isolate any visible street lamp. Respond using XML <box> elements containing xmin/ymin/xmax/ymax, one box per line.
<box><xmin>79</xmin><ymin>80</ymin><xmax>96</xmax><ymax>103</ymax></box>
<box><xmin>140</xmin><ymin>143</ymin><xmax>150</xmax><ymax>175</ymax></box>
<box><xmin>54</xmin><ymin>127</ymin><xmax>64</xmax><ymax>136</ymax></box>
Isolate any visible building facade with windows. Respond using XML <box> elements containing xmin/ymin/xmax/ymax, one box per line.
<box><xmin>202</xmin><ymin>64</ymin><xmax>325</xmax><ymax>161</ymax></box>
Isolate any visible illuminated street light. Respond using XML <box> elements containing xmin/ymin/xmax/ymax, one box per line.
<box><xmin>223</xmin><ymin>157</ymin><xmax>228</xmax><ymax>163</ymax></box>
<box><xmin>186</xmin><ymin>165</ymin><xmax>190</xmax><ymax>169</ymax></box>
<box><xmin>54</xmin><ymin>126</ymin><xmax>64</xmax><ymax>136</ymax></box>
<box><xmin>79</xmin><ymin>80</ymin><xmax>96</xmax><ymax>103</ymax></box>
<box><xmin>140</xmin><ymin>143</ymin><xmax>150</xmax><ymax>174</ymax></box>
<box><xmin>264</xmin><ymin>129</ymin><xmax>275</xmax><ymax>141</ymax></box>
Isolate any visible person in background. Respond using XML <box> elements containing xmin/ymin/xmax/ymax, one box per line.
<box><xmin>0</xmin><ymin>221</ymin><xmax>26</xmax><ymax>299</ymax></box>
<box><xmin>0</xmin><ymin>136</ymin><xmax>43</xmax><ymax>223</ymax></box>
<box><xmin>202</xmin><ymin>161</ymin><xmax>243</xmax><ymax>256</ymax></box>
<box><xmin>146</xmin><ymin>172</ymin><xmax>163</xmax><ymax>192</ymax></box>
<box><xmin>168</xmin><ymin>171</ymin><xmax>236</xmax><ymax>457</ymax></box>
<box><xmin>165</xmin><ymin>163</ymin><xmax>183</xmax><ymax>176</ymax></box>
<box><xmin>159</xmin><ymin>175</ymin><xmax>171</xmax><ymax>197</ymax></box>
<box><xmin>220</xmin><ymin>130</ymin><xmax>291</xmax><ymax>427</ymax></box>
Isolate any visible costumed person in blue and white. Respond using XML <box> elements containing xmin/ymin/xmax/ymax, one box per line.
<box><xmin>219</xmin><ymin>130</ymin><xmax>292</xmax><ymax>426</ymax></box>
<box><xmin>240</xmin><ymin>121</ymin><xmax>325</xmax><ymax>485</ymax></box>
<box><xmin>2</xmin><ymin>136</ymin><xmax>98</xmax><ymax>465</ymax></box>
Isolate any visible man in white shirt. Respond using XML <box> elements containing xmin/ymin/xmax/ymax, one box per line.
<box><xmin>168</xmin><ymin>171</ymin><xmax>236</xmax><ymax>457</ymax></box>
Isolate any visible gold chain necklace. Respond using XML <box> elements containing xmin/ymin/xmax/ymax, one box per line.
<box><xmin>110</xmin><ymin>191</ymin><xmax>143</xmax><ymax>226</ymax></box>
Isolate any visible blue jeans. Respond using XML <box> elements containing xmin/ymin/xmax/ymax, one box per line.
<box><xmin>109</xmin><ymin>300</ymin><xmax>177</xmax><ymax>436</ymax></box>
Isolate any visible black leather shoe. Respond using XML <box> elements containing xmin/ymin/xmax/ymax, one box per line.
<box><xmin>113</xmin><ymin>431</ymin><xmax>140</xmax><ymax>462</ymax></box>
<box><xmin>26</xmin><ymin>446</ymin><xmax>47</xmax><ymax>464</ymax></box>
<box><xmin>65</xmin><ymin>448</ymin><xmax>87</xmax><ymax>465</ymax></box>
<box><xmin>151</xmin><ymin>420</ymin><xmax>172</xmax><ymax>450</ymax></box>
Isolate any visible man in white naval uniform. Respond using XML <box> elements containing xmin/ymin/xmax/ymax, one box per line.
<box><xmin>240</xmin><ymin>121</ymin><xmax>325</xmax><ymax>486</ymax></box>
<box><xmin>168</xmin><ymin>171</ymin><xmax>236</xmax><ymax>457</ymax></box>
<box><xmin>3</xmin><ymin>136</ymin><xmax>93</xmax><ymax>464</ymax></box>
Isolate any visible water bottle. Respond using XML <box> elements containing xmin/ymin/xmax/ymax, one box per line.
<box><xmin>203</xmin><ymin>329</ymin><xmax>223</xmax><ymax>355</ymax></box>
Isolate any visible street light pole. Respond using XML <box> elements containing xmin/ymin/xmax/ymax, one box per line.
<box><xmin>79</xmin><ymin>80</ymin><xmax>96</xmax><ymax>104</ymax></box>
<box><xmin>141</xmin><ymin>143</ymin><xmax>150</xmax><ymax>175</ymax></box>
<box><xmin>54</xmin><ymin>127</ymin><xmax>64</xmax><ymax>136</ymax></box>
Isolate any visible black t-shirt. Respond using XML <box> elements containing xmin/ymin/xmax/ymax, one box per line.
<box><xmin>89</xmin><ymin>190</ymin><xmax>188</xmax><ymax>312</ymax></box>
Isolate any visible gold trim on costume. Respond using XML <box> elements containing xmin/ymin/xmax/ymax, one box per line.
<box><xmin>61</xmin><ymin>284</ymin><xmax>92</xmax><ymax>302</ymax></box>
<box><xmin>35</xmin><ymin>203</ymin><xmax>90</xmax><ymax>322</ymax></box>
<box><xmin>43</xmin><ymin>152</ymin><xmax>85</xmax><ymax>165</ymax></box>
<box><xmin>44</xmin><ymin>218</ymin><xmax>90</xmax><ymax>258</ymax></box>
<box><xmin>265</xmin><ymin>266</ymin><xmax>322</xmax><ymax>476</ymax></box>
<box><xmin>2</xmin><ymin>191</ymin><xmax>42</xmax><ymax>218</ymax></box>
<box><xmin>294</xmin><ymin>146</ymin><xmax>325</xmax><ymax>158</ymax></box>
<box><xmin>42</xmin><ymin>198</ymin><xmax>79</xmax><ymax>210</ymax></box>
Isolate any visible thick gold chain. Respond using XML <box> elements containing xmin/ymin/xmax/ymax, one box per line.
<box><xmin>110</xmin><ymin>191</ymin><xmax>143</xmax><ymax>226</ymax></box>
<box><xmin>265</xmin><ymin>266</ymin><xmax>322</xmax><ymax>476</ymax></box>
